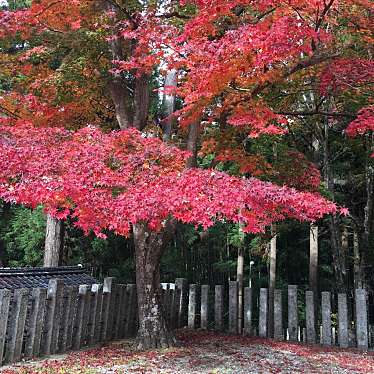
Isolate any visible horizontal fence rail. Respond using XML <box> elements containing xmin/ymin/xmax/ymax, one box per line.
<box><xmin>0</xmin><ymin>278</ymin><xmax>372</xmax><ymax>366</ymax></box>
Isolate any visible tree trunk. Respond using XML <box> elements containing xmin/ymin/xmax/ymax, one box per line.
<box><xmin>353</xmin><ymin>231</ymin><xmax>363</xmax><ymax>289</ymax></box>
<box><xmin>133</xmin><ymin>222</ymin><xmax>177</xmax><ymax>350</ymax></box>
<box><xmin>186</xmin><ymin>123</ymin><xmax>200</xmax><ymax>168</ymax></box>
<box><xmin>133</xmin><ymin>74</ymin><xmax>150</xmax><ymax>131</ymax></box>
<box><xmin>309</xmin><ymin>224</ymin><xmax>318</xmax><ymax>295</ymax></box>
<box><xmin>44</xmin><ymin>214</ymin><xmax>65</xmax><ymax>267</ymax></box>
<box><xmin>162</xmin><ymin>69</ymin><xmax>177</xmax><ymax>141</ymax></box>
<box><xmin>268</xmin><ymin>226</ymin><xmax>277</xmax><ymax>337</ymax></box>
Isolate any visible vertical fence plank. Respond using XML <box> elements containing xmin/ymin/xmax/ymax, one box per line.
<box><xmin>274</xmin><ymin>289</ymin><xmax>283</xmax><ymax>340</ymax></box>
<box><xmin>305</xmin><ymin>291</ymin><xmax>316</xmax><ymax>344</ymax></box>
<box><xmin>66</xmin><ymin>286</ymin><xmax>79</xmax><ymax>350</ymax></box>
<box><xmin>175</xmin><ymin>278</ymin><xmax>188</xmax><ymax>328</ymax></box>
<box><xmin>101</xmin><ymin>277</ymin><xmax>114</xmax><ymax>341</ymax></box>
<box><xmin>170</xmin><ymin>285</ymin><xmax>179</xmax><ymax>330</ymax></box>
<box><xmin>88</xmin><ymin>284</ymin><xmax>101</xmax><ymax>345</ymax></box>
<box><xmin>125</xmin><ymin>284</ymin><xmax>137</xmax><ymax>336</ymax></box>
<box><xmin>259</xmin><ymin>288</ymin><xmax>268</xmax><ymax>338</ymax></box>
<box><xmin>93</xmin><ymin>285</ymin><xmax>104</xmax><ymax>343</ymax></box>
<box><xmin>214</xmin><ymin>285</ymin><xmax>224</xmax><ymax>332</ymax></box>
<box><xmin>243</xmin><ymin>287</ymin><xmax>252</xmax><ymax>336</ymax></box>
<box><xmin>25</xmin><ymin>288</ymin><xmax>47</xmax><ymax>358</ymax></box>
<box><xmin>5</xmin><ymin>288</ymin><xmax>28</xmax><ymax>363</ymax></box>
<box><xmin>338</xmin><ymin>293</ymin><xmax>349</xmax><ymax>348</ymax></box>
<box><xmin>113</xmin><ymin>285</ymin><xmax>125</xmax><ymax>340</ymax></box>
<box><xmin>59</xmin><ymin>286</ymin><xmax>73</xmax><ymax>353</ymax></box>
<box><xmin>288</xmin><ymin>285</ymin><xmax>298</xmax><ymax>341</ymax></box>
<box><xmin>201</xmin><ymin>285</ymin><xmax>209</xmax><ymax>329</ymax></box>
<box><xmin>73</xmin><ymin>285</ymin><xmax>88</xmax><ymax>349</ymax></box>
<box><xmin>0</xmin><ymin>289</ymin><xmax>11</xmax><ymax>365</ymax></box>
<box><xmin>229</xmin><ymin>281</ymin><xmax>238</xmax><ymax>334</ymax></box>
<box><xmin>355</xmin><ymin>288</ymin><xmax>368</xmax><ymax>350</ymax></box>
<box><xmin>188</xmin><ymin>284</ymin><xmax>197</xmax><ymax>329</ymax></box>
<box><xmin>321</xmin><ymin>292</ymin><xmax>332</xmax><ymax>346</ymax></box>
<box><xmin>43</xmin><ymin>279</ymin><xmax>64</xmax><ymax>355</ymax></box>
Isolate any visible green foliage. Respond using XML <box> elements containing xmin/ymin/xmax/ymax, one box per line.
<box><xmin>0</xmin><ymin>205</ymin><xmax>45</xmax><ymax>267</ymax></box>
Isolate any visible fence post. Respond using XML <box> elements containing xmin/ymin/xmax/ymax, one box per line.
<box><xmin>355</xmin><ymin>288</ymin><xmax>368</xmax><ymax>350</ymax></box>
<box><xmin>43</xmin><ymin>279</ymin><xmax>64</xmax><ymax>355</ymax></box>
<box><xmin>274</xmin><ymin>289</ymin><xmax>283</xmax><ymax>340</ymax></box>
<box><xmin>288</xmin><ymin>285</ymin><xmax>298</xmax><ymax>341</ymax></box>
<box><xmin>338</xmin><ymin>293</ymin><xmax>349</xmax><ymax>348</ymax></box>
<box><xmin>175</xmin><ymin>278</ymin><xmax>188</xmax><ymax>328</ymax></box>
<box><xmin>5</xmin><ymin>288</ymin><xmax>28</xmax><ymax>363</ymax></box>
<box><xmin>214</xmin><ymin>285</ymin><xmax>224</xmax><ymax>331</ymax></box>
<box><xmin>66</xmin><ymin>286</ymin><xmax>79</xmax><ymax>349</ymax></box>
<box><xmin>25</xmin><ymin>288</ymin><xmax>47</xmax><ymax>358</ymax></box>
<box><xmin>0</xmin><ymin>289</ymin><xmax>11</xmax><ymax>365</ymax></box>
<box><xmin>305</xmin><ymin>291</ymin><xmax>316</xmax><ymax>344</ymax></box>
<box><xmin>60</xmin><ymin>286</ymin><xmax>73</xmax><ymax>353</ymax></box>
<box><xmin>229</xmin><ymin>281</ymin><xmax>238</xmax><ymax>334</ymax></box>
<box><xmin>188</xmin><ymin>284</ymin><xmax>197</xmax><ymax>329</ymax></box>
<box><xmin>259</xmin><ymin>288</ymin><xmax>268</xmax><ymax>338</ymax></box>
<box><xmin>243</xmin><ymin>287</ymin><xmax>252</xmax><ymax>336</ymax></box>
<box><xmin>125</xmin><ymin>284</ymin><xmax>137</xmax><ymax>336</ymax></box>
<box><xmin>101</xmin><ymin>277</ymin><xmax>114</xmax><ymax>341</ymax></box>
<box><xmin>113</xmin><ymin>284</ymin><xmax>125</xmax><ymax>340</ymax></box>
<box><xmin>73</xmin><ymin>285</ymin><xmax>89</xmax><ymax>349</ymax></box>
<box><xmin>88</xmin><ymin>284</ymin><xmax>102</xmax><ymax>345</ymax></box>
<box><xmin>321</xmin><ymin>291</ymin><xmax>332</xmax><ymax>346</ymax></box>
<box><xmin>201</xmin><ymin>285</ymin><xmax>209</xmax><ymax>329</ymax></box>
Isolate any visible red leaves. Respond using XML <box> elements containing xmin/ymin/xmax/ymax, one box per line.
<box><xmin>0</xmin><ymin>124</ymin><xmax>336</xmax><ymax>237</ymax></box>
<box><xmin>346</xmin><ymin>106</ymin><xmax>374</xmax><ymax>137</ymax></box>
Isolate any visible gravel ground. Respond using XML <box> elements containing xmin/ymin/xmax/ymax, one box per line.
<box><xmin>2</xmin><ymin>331</ymin><xmax>374</xmax><ymax>374</ymax></box>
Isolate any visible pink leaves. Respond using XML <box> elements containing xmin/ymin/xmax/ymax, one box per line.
<box><xmin>0</xmin><ymin>124</ymin><xmax>336</xmax><ymax>237</ymax></box>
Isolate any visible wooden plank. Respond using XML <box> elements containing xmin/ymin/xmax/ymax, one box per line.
<box><xmin>274</xmin><ymin>289</ymin><xmax>283</xmax><ymax>340</ymax></box>
<box><xmin>321</xmin><ymin>291</ymin><xmax>332</xmax><ymax>346</ymax></box>
<box><xmin>305</xmin><ymin>291</ymin><xmax>316</xmax><ymax>344</ymax></box>
<box><xmin>60</xmin><ymin>286</ymin><xmax>74</xmax><ymax>353</ymax></box>
<box><xmin>200</xmin><ymin>285</ymin><xmax>209</xmax><ymax>329</ymax></box>
<box><xmin>288</xmin><ymin>285</ymin><xmax>298</xmax><ymax>341</ymax></box>
<box><xmin>259</xmin><ymin>288</ymin><xmax>268</xmax><ymax>338</ymax></box>
<box><xmin>66</xmin><ymin>286</ymin><xmax>79</xmax><ymax>350</ymax></box>
<box><xmin>355</xmin><ymin>288</ymin><xmax>368</xmax><ymax>350</ymax></box>
<box><xmin>125</xmin><ymin>284</ymin><xmax>137</xmax><ymax>337</ymax></box>
<box><xmin>338</xmin><ymin>293</ymin><xmax>349</xmax><ymax>348</ymax></box>
<box><xmin>102</xmin><ymin>277</ymin><xmax>114</xmax><ymax>341</ymax></box>
<box><xmin>188</xmin><ymin>284</ymin><xmax>197</xmax><ymax>329</ymax></box>
<box><xmin>25</xmin><ymin>288</ymin><xmax>47</xmax><ymax>358</ymax></box>
<box><xmin>93</xmin><ymin>285</ymin><xmax>104</xmax><ymax>343</ymax></box>
<box><xmin>80</xmin><ymin>286</ymin><xmax>91</xmax><ymax>347</ymax></box>
<box><xmin>5</xmin><ymin>288</ymin><xmax>29</xmax><ymax>363</ymax></box>
<box><xmin>73</xmin><ymin>285</ymin><xmax>89</xmax><ymax>350</ymax></box>
<box><xmin>175</xmin><ymin>278</ymin><xmax>188</xmax><ymax>328</ymax></box>
<box><xmin>228</xmin><ymin>281</ymin><xmax>238</xmax><ymax>334</ymax></box>
<box><xmin>0</xmin><ymin>289</ymin><xmax>11</xmax><ymax>365</ymax></box>
<box><xmin>113</xmin><ymin>285</ymin><xmax>125</xmax><ymax>340</ymax></box>
<box><xmin>243</xmin><ymin>287</ymin><xmax>252</xmax><ymax>335</ymax></box>
<box><xmin>88</xmin><ymin>284</ymin><xmax>102</xmax><ymax>345</ymax></box>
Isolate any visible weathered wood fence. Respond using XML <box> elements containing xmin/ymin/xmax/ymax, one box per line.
<box><xmin>0</xmin><ymin>279</ymin><xmax>372</xmax><ymax>366</ymax></box>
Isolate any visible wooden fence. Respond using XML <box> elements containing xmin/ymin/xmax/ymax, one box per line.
<box><xmin>0</xmin><ymin>278</ymin><xmax>372</xmax><ymax>366</ymax></box>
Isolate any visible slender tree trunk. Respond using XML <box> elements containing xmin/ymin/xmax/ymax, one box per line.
<box><xmin>268</xmin><ymin>226</ymin><xmax>276</xmax><ymax>337</ymax></box>
<box><xmin>44</xmin><ymin>214</ymin><xmax>65</xmax><ymax>267</ymax></box>
<box><xmin>309</xmin><ymin>224</ymin><xmax>318</xmax><ymax>295</ymax></box>
<box><xmin>353</xmin><ymin>231</ymin><xmax>363</xmax><ymax>289</ymax></box>
<box><xmin>237</xmin><ymin>246</ymin><xmax>244</xmax><ymax>333</ymax></box>
<box><xmin>133</xmin><ymin>222</ymin><xmax>177</xmax><ymax>349</ymax></box>
<box><xmin>186</xmin><ymin>123</ymin><xmax>200</xmax><ymax>168</ymax></box>
<box><xmin>162</xmin><ymin>69</ymin><xmax>177</xmax><ymax>142</ymax></box>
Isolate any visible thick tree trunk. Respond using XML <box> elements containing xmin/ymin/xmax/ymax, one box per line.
<box><xmin>133</xmin><ymin>222</ymin><xmax>177</xmax><ymax>350</ymax></box>
<box><xmin>44</xmin><ymin>214</ymin><xmax>65</xmax><ymax>267</ymax></box>
<box><xmin>133</xmin><ymin>74</ymin><xmax>150</xmax><ymax>131</ymax></box>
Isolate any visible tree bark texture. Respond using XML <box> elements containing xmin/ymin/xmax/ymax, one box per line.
<box><xmin>44</xmin><ymin>214</ymin><xmax>65</xmax><ymax>267</ymax></box>
<box><xmin>133</xmin><ymin>222</ymin><xmax>177</xmax><ymax>350</ymax></box>
<box><xmin>268</xmin><ymin>226</ymin><xmax>277</xmax><ymax>337</ymax></box>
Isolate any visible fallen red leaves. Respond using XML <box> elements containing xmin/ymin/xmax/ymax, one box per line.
<box><xmin>3</xmin><ymin>330</ymin><xmax>374</xmax><ymax>374</ymax></box>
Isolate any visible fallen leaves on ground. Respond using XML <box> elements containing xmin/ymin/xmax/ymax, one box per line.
<box><xmin>2</xmin><ymin>330</ymin><xmax>374</xmax><ymax>374</ymax></box>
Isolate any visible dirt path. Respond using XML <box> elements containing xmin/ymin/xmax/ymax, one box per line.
<box><xmin>2</xmin><ymin>331</ymin><xmax>373</xmax><ymax>374</ymax></box>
